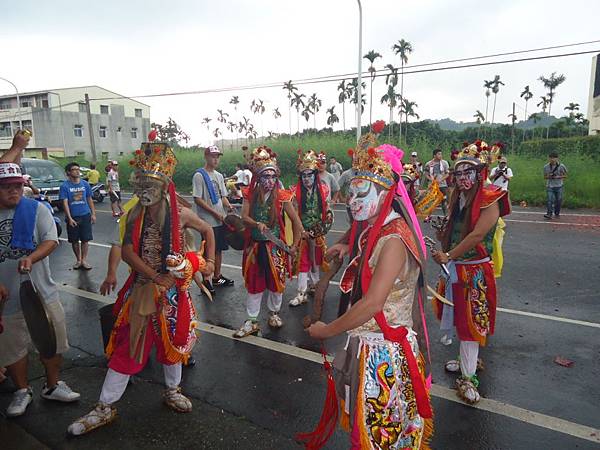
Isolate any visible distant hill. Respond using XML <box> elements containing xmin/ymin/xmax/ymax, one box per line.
<box><xmin>428</xmin><ymin>113</ymin><xmax>560</xmax><ymax>131</ymax></box>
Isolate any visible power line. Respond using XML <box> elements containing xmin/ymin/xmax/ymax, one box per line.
<box><xmin>88</xmin><ymin>48</ymin><xmax>600</xmax><ymax>102</ymax></box>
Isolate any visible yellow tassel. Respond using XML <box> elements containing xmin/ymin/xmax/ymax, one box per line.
<box><xmin>356</xmin><ymin>348</ymin><xmax>372</xmax><ymax>450</ymax></box>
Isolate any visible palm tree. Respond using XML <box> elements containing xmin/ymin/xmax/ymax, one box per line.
<box><xmin>483</xmin><ymin>79</ymin><xmax>494</xmax><ymax>135</ymax></box>
<box><xmin>508</xmin><ymin>112</ymin><xmax>517</xmax><ymax>152</ymax></box>
<box><xmin>290</xmin><ymin>92</ymin><xmax>306</xmax><ymax>134</ymax></box>
<box><xmin>251</xmin><ymin>99</ymin><xmax>266</xmax><ymax>142</ymax></box>
<box><xmin>283</xmin><ymin>80</ymin><xmax>298</xmax><ymax>135</ymax></box>
<box><xmin>272</xmin><ymin>107</ymin><xmax>282</xmax><ymax>134</ymax></box>
<box><xmin>490</xmin><ymin>75</ymin><xmax>504</xmax><ymax>130</ymax></box>
<box><xmin>392</xmin><ymin>39</ymin><xmax>413</xmax><ymax>142</ymax></box>
<box><xmin>307</xmin><ymin>93</ymin><xmax>322</xmax><ymax>130</ymax></box>
<box><xmin>400</xmin><ymin>98</ymin><xmax>418</xmax><ymax>144</ymax></box>
<box><xmin>201</xmin><ymin>117</ymin><xmax>212</xmax><ymax>141</ymax></box>
<box><xmin>529</xmin><ymin>112</ymin><xmax>541</xmax><ymax>139</ymax></box>
<box><xmin>326</xmin><ymin>106</ymin><xmax>339</xmax><ymax>128</ymax></box>
<box><xmin>380</xmin><ymin>84</ymin><xmax>400</xmax><ymax>138</ymax></box>
<box><xmin>520</xmin><ymin>86</ymin><xmax>533</xmax><ymax>141</ymax></box>
<box><xmin>217</xmin><ymin>109</ymin><xmax>229</xmax><ymax>125</ymax></box>
<box><xmin>213</xmin><ymin>127</ymin><xmax>223</xmax><ymax>148</ymax></box>
<box><xmin>363</xmin><ymin>49</ymin><xmax>382</xmax><ymax>126</ymax></box>
<box><xmin>537</xmin><ymin>96</ymin><xmax>550</xmax><ymax>114</ymax></box>
<box><xmin>384</xmin><ymin>64</ymin><xmax>400</xmax><ymax>137</ymax></box>
<box><xmin>539</xmin><ymin>72</ymin><xmax>566</xmax><ymax>138</ymax></box>
<box><xmin>349</xmin><ymin>78</ymin><xmax>366</xmax><ymax>123</ymax></box>
<box><xmin>226</xmin><ymin>121</ymin><xmax>236</xmax><ymax>149</ymax></box>
<box><xmin>564</xmin><ymin>102</ymin><xmax>580</xmax><ymax>114</ymax></box>
<box><xmin>337</xmin><ymin>80</ymin><xmax>349</xmax><ymax>132</ymax></box>
<box><xmin>474</xmin><ymin>110</ymin><xmax>485</xmax><ymax>138</ymax></box>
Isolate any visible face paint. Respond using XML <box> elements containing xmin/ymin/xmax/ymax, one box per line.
<box><xmin>348</xmin><ymin>179</ymin><xmax>384</xmax><ymax>221</ymax></box>
<box><xmin>259</xmin><ymin>170</ymin><xmax>277</xmax><ymax>192</ymax></box>
<box><xmin>301</xmin><ymin>170</ymin><xmax>315</xmax><ymax>190</ymax></box>
<box><xmin>454</xmin><ymin>164</ymin><xmax>478</xmax><ymax>191</ymax></box>
<box><xmin>135</xmin><ymin>183</ymin><xmax>163</xmax><ymax>206</ymax></box>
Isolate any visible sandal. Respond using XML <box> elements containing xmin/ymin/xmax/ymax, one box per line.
<box><xmin>444</xmin><ymin>359</ymin><xmax>460</xmax><ymax>373</ymax></box>
<box><xmin>268</xmin><ymin>313</ymin><xmax>283</xmax><ymax>329</ymax></box>
<box><xmin>456</xmin><ymin>376</ymin><xmax>481</xmax><ymax>404</ymax></box>
<box><xmin>67</xmin><ymin>402</ymin><xmax>117</xmax><ymax>436</ymax></box>
<box><xmin>163</xmin><ymin>387</ymin><xmax>192</xmax><ymax>413</ymax></box>
<box><xmin>233</xmin><ymin>320</ymin><xmax>260</xmax><ymax>338</ymax></box>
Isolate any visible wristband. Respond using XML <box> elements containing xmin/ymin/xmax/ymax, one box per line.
<box><xmin>206</xmin><ymin>258</ymin><xmax>215</xmax><ymax>264</ymax></box>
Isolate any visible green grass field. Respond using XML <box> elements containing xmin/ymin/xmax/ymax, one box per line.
<box><xmin>52</xmin><ymin>134</ymin><xmax>600</xmax><ymax>209</ymax></box>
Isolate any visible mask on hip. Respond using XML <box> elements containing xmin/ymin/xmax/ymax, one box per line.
<box><xmin>301</xmin><ymin>170</ymin><xmax>315</xmax><ymax>190</ymax></box>
<box><xmin>348</xmin><ymin>179</ymin><xmax>384</xmax><ymax>221</ymax></box>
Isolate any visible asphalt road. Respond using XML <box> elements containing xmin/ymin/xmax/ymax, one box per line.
<box><xmin>1</xmin><ymin>198</ymin><xmax>599</xmax><ymax>449</ymax></box>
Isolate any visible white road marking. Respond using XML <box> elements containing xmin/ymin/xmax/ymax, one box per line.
<box><xmin>67</xmin><ymin>242</ymin><xmax>600</xmax><ymax>329</ymax></box>
<box><xmin>503</xmin><ymin>218</ymin><xmax>599</xmax><ymax>228</ymax></box>
<box><xmin>56</xmin><ymin>283</ymin><xmax>600</xmax><ymax>445</ymax></box>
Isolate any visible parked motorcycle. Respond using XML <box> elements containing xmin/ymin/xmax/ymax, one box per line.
<box><xmin>91</xmin><ymin>183</ymin><xmax>107</xmax><ymax>203</ymax></box>
<box><xmin>36</xmin><ymin>195</ymin><xmax>62</xmax><ymax>237</ymax></box>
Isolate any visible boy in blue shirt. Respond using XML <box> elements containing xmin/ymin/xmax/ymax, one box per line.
<box><xmin>59</xmin><ymin>162</ymin><xmax>96</xmax><ymax>269</ymax></box>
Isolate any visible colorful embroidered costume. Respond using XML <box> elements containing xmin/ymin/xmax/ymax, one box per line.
<box><xmin>432</xmin><ymin>140</ymin><xmax>510</xmax><ymax>404</ymax></box>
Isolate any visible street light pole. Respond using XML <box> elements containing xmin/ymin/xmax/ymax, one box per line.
<box><xmin>0</xmin><ymin>76</ymin><xmax>23</xmax><ymax>132</ymax></box>
<box><xmin>356</xmin><ymin>0</ymin><xmax>363</xmax><ymax>145</ymax></box>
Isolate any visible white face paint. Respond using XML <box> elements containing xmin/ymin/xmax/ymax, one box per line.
<box><xmin>135</xmin><ymin>183</ymin><xmax>163</xmax><ymax>206</ymax></box>
<box><xmin>454</xmin><ymin>163</ymin><xmax>478</xmax><ymax>191</ymax></box>
<box><xmin>348</xmin><ymin>178</ymin><xmax>384</xmax><ymax>221</ymax></box>
<box><xmin>301</xmin><ymin>170</ymin><xmax>315</xmax><ymax>190</ymax></box>
<box><xmin>259</xmin><ymin>169</ymin><xmax>277</xmax><ymax>192</ymax></box>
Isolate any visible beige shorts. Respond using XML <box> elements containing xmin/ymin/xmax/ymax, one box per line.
<box><xmin>0</xmin><ymin>301</ymin><xmax>69</xmax><ymax>367</ymax></box>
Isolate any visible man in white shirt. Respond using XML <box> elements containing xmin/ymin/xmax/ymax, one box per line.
<box><xmin>489</xmin><ymin>157</ymin><xmax>513</xmax><ymax>191</ymax></box>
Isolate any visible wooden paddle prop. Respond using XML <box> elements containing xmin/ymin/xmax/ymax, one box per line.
<box><xmin>302</xmin><ymin>253</ymin><xmax>343</xmax><ymax>329</ymax></box>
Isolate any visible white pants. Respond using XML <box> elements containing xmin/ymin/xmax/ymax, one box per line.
<box><xmin>459</xmin><ymin>340</ymin><xmax>480</xmax><ymax>378</ymax></box>
<box><xmin>99</xmin><ymin>364</ymin><xmax>182</xmax><ymax>405</ymax></box>
<box><xmin>297</xmin><ymin>270</ymin><xmax>320</xmax><ymax>292</ymax></box>
<box><xmin>246</xmin><ymin>290</ymin><xmax>282</xmax><ymax>319</ymax></box>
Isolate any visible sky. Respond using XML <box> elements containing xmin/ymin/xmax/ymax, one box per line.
<box><xmin>2</xmin><ymin>0</ymin><xmax>599</xmax><ymax>145</ymax></box>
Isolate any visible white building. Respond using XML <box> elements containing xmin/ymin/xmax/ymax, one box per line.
<box><xmin>0</xmin><ymin>85</ymin><xmax>151</xmax><ymax>159</ymax></box>
<box><xmin>588</xmin><ymin>54</ymin><xmax>600</xmax><ymax>135</ymax></box>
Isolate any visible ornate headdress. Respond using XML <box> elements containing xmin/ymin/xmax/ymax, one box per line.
<box><xmin>296</xmin><ymin>149</ymin><xmax>320</xmax><ymax>172</ymax></box>
<box><xmin>451</xmin><ymin>140</ymin><xmax>503</xmax><ymax>168</ymax></box>
<box><xmin>244</xmin><ymin>145</ymin><xmax>278</xmax><ymax>175</ymax></box>
<box><xmin>129</xmin><ymin>132</ymin><xmax>177</xmax><ymax>186</ymax></box>
<box><xmin>401</xmin><ymin>163</ymin><xmax>420</xmax><ymax>183</ymax></box>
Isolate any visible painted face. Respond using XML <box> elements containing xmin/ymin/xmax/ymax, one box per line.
<box><xmin>348</xmin><ymin>178</ymin><xmax>384</xmax><ymax>221</ymax></box>
<box><xmin>135</xmin><ymin>183</ymin><xmax>163</xmax><ymax>206</ymax></box>
<box><xmin>454</xmin><ymin>164</ymin><xmax>478</xmax><ymax>191</ymax></box>
<box><xmin>259</xmin><ymin>169</ymin><xmax>277</xmax><ymax>192</ymax></box>
<box><xmin>301</xmin><ymin>170</ymin><xmax>315</xmax><ymax>190</ymax></box>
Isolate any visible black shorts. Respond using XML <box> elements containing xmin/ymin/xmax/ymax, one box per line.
<box><xmin>213</xmin><ymin>225</ymin><xmax>229</xmax><ymax>252</ymax></box>
<box><xmin>66</xmin><ymin>214</ymin><xmax>93</xmax><ymax>243</ymax></box>
<box><xmin>109</xmin><ymin>191</ymin><xmax>121</xmax><ymax>203</ymax></box>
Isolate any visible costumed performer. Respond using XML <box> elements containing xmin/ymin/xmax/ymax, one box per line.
<box><xmin>68</xmin><ymin>139</ymin><xmax>216</xmax><ymax>435</ymax></box>
<box><xmin>431</xmin><ymin>140</ymin><xmax>510</xmax><ymax>404</ymax></box>
<box><xmin>304</xmin><ymin>135</ymin><xmax>433</xmax><ymax>449</ymax></box>
<box><xmin>289</xmin><ymin>150</ymin><xmax>333</xmax><ymax>307</ymax></box>
<box><xmin>233</xmin><ymin>146</ymin><xmax>302</xmax><ymax>338</ymax></box>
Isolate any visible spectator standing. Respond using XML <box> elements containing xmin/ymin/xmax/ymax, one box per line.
<box><xmin>409</xmin><ymin>151</ymin><xmax>423</xmax><ymax>188</ymax></box>
<box><xmin>489</xmin><ymin>157</ymin><xmax>513</xmax><ymax>191</ymax></box>
<box><xmin>328</xmin><ymin>157</ymin><xmax>343</xmax><ymax>182</ymax></box>
<box><xmin>106</xmin><ymin>161</ymin><xmax>124</xmax><ymax>217</ymax></box>
<box><xmin>543</xmin><ymin>152</ymin><xmax>568</xmax><ymax>219</ymax></box>
<box><xmin>243</xmin><ymin>164</ymin><xmax>253</xmax><ymax>186</ymax></box>
<box><xmin>193</xmin><ymin>146</ymin><xmax>235</xmax><ymax>294</ymax></box>
<box><xmin>0</xmin><ymin>162</ymin><xmax>80</xmax><ymax>417</ymax></box>
<box><xmin>426</xmin><ymin>148</ymin><xmax>450</xmax><ymax>215</ymax></box>
<box><xmin>317</xmin><ymin>154</ymin><xmax>340</xmax><ymax>204</ymax></box>
<box><xmin>87</xmin><ymin>163</ymin><xmax>100</xmax><ymax>186</ymax></box>
<box><xmin>59</xmin><ymin>162</ymin><xmax>96</xmax><ymax>270</ymax></box>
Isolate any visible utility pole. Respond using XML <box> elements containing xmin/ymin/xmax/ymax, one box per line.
<box><xmin>355</xmin><ymin>0</ymin><xmax>363</xmax><ymax>145</ymax></box>
<box><xmin>84</xmin><ymin>93</ymin><xmax>97</xmax><ymax>162</ymax></box>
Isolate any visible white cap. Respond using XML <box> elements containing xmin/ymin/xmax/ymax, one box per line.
<box><xmin>411</xmin><ymin>151</ymin><xmax>418</xmax><ymax>157</ymax></box>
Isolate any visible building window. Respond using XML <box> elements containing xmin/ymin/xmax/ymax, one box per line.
<box><xmin>42</xmin><ymin>99</ymin><xmax>49</xmax><ymax>108</ymax></box>
<box><xmin>101</xmin><ymin>152</ymin><xmax>109</xmax><ymax>157</ymax></box>
<box><xmin>100</xmin><ymin>105</ymin><xmax>109</xmax><ymax>114</ymax></box>
<box><xmin>77</xmin><ymin>151</ymin><xmax>85</xmax><ymax>156</ymax></box>
<box><xmin>78</xmin><ymin>102</ymin><xmax>87</xmax><ymax>113</ymax></box>
<box><xmin>134</xmin><ymin>108</ymin><xmax>142</xmax><ymax>118</ymax></box>
<box><xmin>99</xmin><ymin>126</ymin><xmax>107</xmax><ymax>138</ymax></box>
<box><xmin>0</xmin><ymin>122</ymin><xmax>12</xmax><ymax>138</ymax></box>
<box><xmin>20</xmin><ymin>99</ymin><xmax>32</xmax><ymax>108</ymax></box>
<box><xmin>131</xmin><ymin>127</ymin><xmax>138</xmax><ymax>139</ymax></box>
<box><xmin>0</xmin><ymin>101</ymin><xmax>11</xmax><ymax>110</ymax></box>
<box><xmin>119</xmin><ymin>152</ymin><xmax>124</xmax><ymax>156</ymax></box>
<box><xmin>74</xmin><ymin>125</ymin><xmax>83</xmax><ymax>137</ymax></box>
<box><xmin>21</xmin><ymin>120</ymin><xmax>32</xmax><ymax>134</ymax></box>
